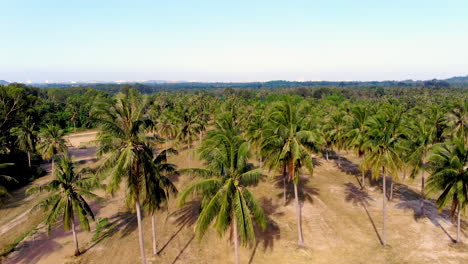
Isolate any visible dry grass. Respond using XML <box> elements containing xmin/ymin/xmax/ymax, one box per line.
<box><xmin>1</xmin><ymin>132</ymin><xmax>468</xmax><ymax>264</ymax></box>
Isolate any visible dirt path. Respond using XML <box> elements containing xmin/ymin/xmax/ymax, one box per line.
<box><xmin>0</xmin><ymin>131</ymin><xmax>98</xmax><ymax>262</ymax></box>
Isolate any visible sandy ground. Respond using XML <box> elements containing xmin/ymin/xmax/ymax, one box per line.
<box><xmin>1</xmin><ymin>133</ymin><xmax>468</xmax><ymax>264</ymax></box>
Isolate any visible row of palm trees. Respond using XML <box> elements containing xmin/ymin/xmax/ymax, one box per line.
<box><xmin>16</xmin><ymin>90</ymin><xmax>467</xmax><ymax>264</ymax></box>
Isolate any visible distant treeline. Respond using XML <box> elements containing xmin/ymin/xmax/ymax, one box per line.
<box><xmin>28</xmin><ymin>77</ymin><xmax>468</xmax><ymax>94</ymax></box>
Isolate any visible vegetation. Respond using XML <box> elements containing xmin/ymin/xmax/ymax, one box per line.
<box><xmin>0</xmin><ymin>82</ymin><xmax>467</xmax><ymax>262</ymax></box>
<box><xmin>27</xmin><ymin>154</ymin><xmax>99</xmax><ymax>256</ymax></box>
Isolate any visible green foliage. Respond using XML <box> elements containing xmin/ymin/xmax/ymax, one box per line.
<box><xmin>426</xmin><ymin>137</ymin><xmax>468</xmax><ymax>218</ymax></box>
<box><xmin>27</xmin><ymin>154</ymin><xmax>99</xmax><ymax>233</ymax></box>
<box><xmin>178</xmin><ymin>112</ymin><xmax>266</xmax><ymax>246</ymax></box>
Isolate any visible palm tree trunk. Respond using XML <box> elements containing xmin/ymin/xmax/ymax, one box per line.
<box><xmin>283</xmin><ymin>164</ymin><xmax>287</xmax><ymax>205</ymax></box>
<box><xmin>71</xmin><ymin>219</ymin><xmax>80</xmax><ymax>256</ymax></box>
<box><xmin>382</xmin><ymin>170</ymin><xmax>387</xmax><ymax>246</ymax></box>
<box><xmin>294</xmin><ymin>182</ymin><xmax>304</xmax><ymax>246</ymax></box>
<box><xmin>361</xmin><ymin>170</ymin><xmax>365</xmax><ymax>189</ymax></box>
<box><xmin>188</xmin><ymin>145</ymin><xmax>192</xmax><ymax>169</ymax></box>
<box><xmin>27</xmin><ymin>151</ymin><xmax>31</xmax><ymax>168</ymax></box>
<box><xmin>457</xmin><ymin>206</ymin><xmax>461</xmax><ymax>243</ymax></box>
<box><xmin>420</xmin><ymin>171</ymin><xmax>425</xmax><ymax>215</ymax></box>
<box><xmin>152</xmin><ymin>214</ymin><xmax>158</xmax><ymax>255</ymax></box>
<box><xmin>389</xmin><ymin>179</ymin><xmax>394</xmax><ymax>201</ymax></box>
<box><xmin>233</xmin><ymin>216</ymin><xmax>239</xmax><ymax>264</ymax></box>
<box><xmin>135</xmin><ymin>200</ymin><xmax>147</xmax><ymax>264</ymax></box>
<box><xmin>51</xmin><ymin>158</ymin><xmax>54</xmax><ymax>176</ymax></box>
<box><xmin>326</xmin><ymin>150</ymin><xmax>329</xmax><ymax>161</ymax></box>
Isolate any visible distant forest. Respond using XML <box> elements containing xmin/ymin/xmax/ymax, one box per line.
<box><xmin>25</xmin><ymin>77</ymin><xmax>468</xmax><ymax>93</ymax></box>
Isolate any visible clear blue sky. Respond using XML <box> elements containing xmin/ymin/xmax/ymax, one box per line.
<box><xmin>1</xmin><ymin>0</ymin><xmax>467</xmax><ymax>82</ymax></box>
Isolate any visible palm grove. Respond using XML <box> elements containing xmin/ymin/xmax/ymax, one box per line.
<box><xmin>0</xmin><ymin>82</ymin><xmax>467</xmax><ymax>263</ymax></box>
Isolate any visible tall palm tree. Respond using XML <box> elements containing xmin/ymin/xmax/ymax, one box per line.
<box><xmin>447</xmin><ymin>101</ymin><xmax>467</xmax><ymax>141</ymax></box>
<box><xmin>362</xmin><ymin>108</ymin><xmax>405</xmax><ymax>246</ymax></box>
<box><xmin>323</xmin><ymin>111</ymin><xmax>347</xmax><ymax>165</ymax></box>
<box><xmin>92</xmin><ymin>90</ymin><xmax>153</xmax><ymax>264</ymax></box>
<box><xmin>344</xmin><ymin>105</ymin><xmax>370</xmax><ymax>188</ymax></box>
<box><xmin>178</xmin><ymin>113</ymin><xmax>266</xmax><ymax>264</ymax></box>
<box><xmin>176</xmin><ymin>107</ymin><xmax>201</xmax><ymax>168</ymax></box>
<box><xmin>262</xmin><ymin>98</ymin><xmax>319</xmax><ymax>246</ymax></box>
<box><xmin>426</xmin><ymin>137</ymin><xmax>468</xmax><ymax>243</ymax></box>
<box><xmin>406</xmin><ymin>119</ymin><xmax>434</xmax><ymax>214</ymax></box>
<box><xmin>11</xmin><ymin>116</ymin><xmax>37</xmax><ymax>168</ymax></box>
<box><xmin>37</xmin><ymin>124</ymin><xmax>68</xmax><ymax>177</ymax></box>
<box><xmin>156</xmin><ymin>111</ymin><xmax>180</xmax><ymax>149</ymax></box>
<box><xmin>27</xmin><ymin>154</ymin><xmax>98</xmax><ymax>256</ymax></box>
<box><xmin>143</xmin><ymin>147</ymin><xmax>178</xmax><ymax>256</ymax></box>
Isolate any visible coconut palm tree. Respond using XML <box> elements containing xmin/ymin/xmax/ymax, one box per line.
<box><xmin>344</xmin><ymin>105</ymin><xmax>370</xmax><ymax>188</ymax></box>
<box><xmin>362</xmin><ymin>108</ymin><xmax>405</xmax><ymax>246</ymax></box>
<box><xmin>178</xmin><ymin>113</ymin><xmax>266</xmax><ymax>264</ymax></box>
<box><xmin>11</xmin><ymin>116</ymin><xmax>38</xmax><ymax>168</ymax></box>
<box><xmin>176</xmin><ymin>106</ymin><xmax>201</xmax><ymax>168</ymax></box>
<box><xmin>143</xmin><ymin>147</ymin><xmax>178</xmax><ymax>255</ymax></box>
<box><xmin>405</xmin><ymin>119</ymin><xmax>434</xmax><ymax>214</ymax></box>
<box><xmin>262</xmin><ymin>98</ymin><xmax>320</xmax><ymax>246</ymax></box>
<box><xmin>92</xmin><ymin>90</ymin><xmax>153</xmax><ymax>264</ymax></box>
<box><xmin>323</xmin><ymin>111</ymin><xmax>347</xmax><ymax>165</ymax></box>
<box><xmin>37</xmin><ymin>124</ymin><xmax>68</xmax><ymax>177</ymax></box>
<box><xmin>426</xmin><ymin>137</ymin><xmax>468</xmax><ymax>243</ymax></box>
<box><xmin>447</xmin><ymin>101</ymin><xmax>467</xmax><ymax>141</ymax></box>
<box><xmin>156</xmin><ymin>111</ymin><xmax>180</xmax><ymax>149</ymax></box>
<box><xmin>27</xmin><ymin>154</ymin><xmax>99</xmax><ymax>256</ymax></box>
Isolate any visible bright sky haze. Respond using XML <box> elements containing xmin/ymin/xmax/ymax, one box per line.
<box><xmin>1</xmin><ymin>0</ymin><xmax>467</xmax><ymax>82</ymax></box>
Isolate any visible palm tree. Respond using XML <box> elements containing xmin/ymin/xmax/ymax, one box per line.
<box><xmin>143</xmin><ymin>147</ymin><xmax>178</xmax><ymax>255</ymax></box>
<box><xmin>156</xmin><ymin>111</ymin><xmax>180</xmax><ymax>149</ymax></box>
<box><xmin>323</xmin><ymin>111</ymin><xmax>347</xmax><ymax>165</ymax></box>
<box><xmin>176</xmin><ymin>107</ymin><xmax>201</xmax><ymax>168</ymax></box>
<box><xmin>362</xmin><ymin>108</ymin><xmax>405</xmax><ymax>246</ymax></box>
<box><xmin>11</xmin><ymin>116</ymin><xmax>38</xmax><ymax>168</ymax></box>
<box><xmin>406</xmin><ymin>119</ymin><xmax>434</xmax><ymax>214</ymax></box>
<box><xmin>37</xmin><ymin>124</ymin><xmax>68</xmax><ymax>177</ymax></box>
<box><xmin>27</xmin><ymin>154</ymin><xmax>98</xmax><ymax>256</ymax></box>
<box><xmin>92</xmin><ymin>90</ymin><xmax>153</xmax><ymax>264</ymax></box>
<box><xmin>178</xmin><ymin>113</ymin><xmax>266</xmax><ymax>264</ymax></box>
<box><xmin>426</xmin><ymin>137</ymin><xmax>468</xmax><ymax>243</ymax></box>
<box><xmin>344</xmin><ymin>105</ymin><xmax>370</xmax><ymax>188</ymax></box>
<box><xmin>447</xmin><ymin>101</ymin><xmax>467</xmax><ymax>141</ymax></box>
<box><xmin>262</xmin><ymin>98</ymin><xmax>319</xmax><ymax>246</ymax></box>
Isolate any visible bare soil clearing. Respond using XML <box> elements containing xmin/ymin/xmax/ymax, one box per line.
<box><xmin>1</xmin><ymin>131</ymin><xmax>467</xmax><ymax>264</ymax></box>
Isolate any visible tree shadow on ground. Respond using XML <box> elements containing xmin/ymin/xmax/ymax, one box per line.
<box><xmin>395</xmin><ymin>194</ymin><xmax>467</xmax><ymax>242</ymax></box>
<box><xmin>344</xmin><ymin>182</ymin><xmax>383</xmax><ymax>245</ymax></box>
<box><xmin>333</xmin><ymin>153</ymin><xmax>467</xmax><ymax>243</ymax></box>
<box><xmin>157</xmin><ymin>200</ymin><xmax>201</xmax><ymax>255</ymax></box>
<box><xmin>248</xmin><ymin>197</ymin><xmax>282</xmax><ymax>264</ymax></box>
<box><xmin>84</xmin><ymin>211</ymin><xmax>138</xmax><ymax>252</ymax></box>
<box><xmin>170</xmin><ymin>235</ymin><xmax>195</xmax><ymax>264</ymax></box>
<box><xmin>4</xmin><ymin>232</ymin><xmax>63</xmax><ymax>264</ymax></box>
<box><xmin>272</xmin><ymin>175</ymin><xmax>319</xmax><ymax>206</ymax></box>
<box><xmin>5</xmin><ymin>217</ymin><xmax>96</xmax><ymax>264</ymax></box>
<box><xmin>333</xmin><ymin>155</ymin><xmax>373</xmax><ymax>189</ymax></box>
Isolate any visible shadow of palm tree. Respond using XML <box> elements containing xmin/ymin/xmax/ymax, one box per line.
<box><xmin>84</xmin><ymin>211</ymin><xmax>138</xmax><ymax>252</ymax></box>
<box><xmin>395</xmin><ymin>196</ymin><xmax>466</xmax><ymax>242</ymax></box>
<box><xmin>157</xmin><ymin>200</ymin><xmax>201</xmax><ymax>255</ymax></box>
<box><xmin>248</xmin><ymin>198</ymin><xmax>282</xmax><ymax>264</ymax></box>
<box><xmin>272</xmin><ymin>175</ymin><xmax>319</xmax><ymax>206</ymax></box>
<box><xmin>170</xmin><ymin>235</ymin><xmax>195</xmax><ymax>264</ymax></box>
<box><xmin>332</xmin><ymin>155</ymin><xmax>374</xmax><ymax>189</ymax></box>
<box><xmin>344</xmin><ymin>182</ymin><xmax>383</xmax><ymax>245</ymax></box>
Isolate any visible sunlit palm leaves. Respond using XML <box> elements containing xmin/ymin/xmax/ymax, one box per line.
<box><xmin>27</xmin><ymin>154</ymin><xmax>99</xmax><ymax>256</ymax></box>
